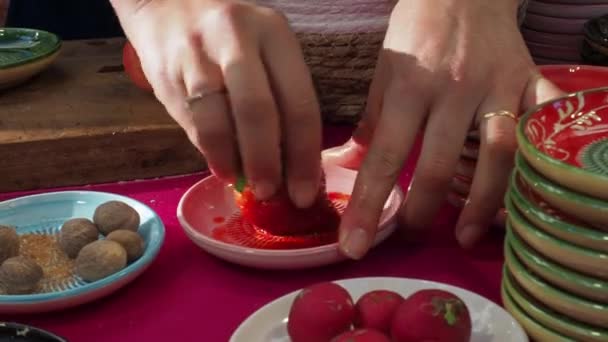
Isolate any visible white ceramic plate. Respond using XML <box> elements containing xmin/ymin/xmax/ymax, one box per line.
<box><xmin>177</xmin><ymin>165</ymin><xmax>404</xmax><ymax>269</ymax></box>
<box><xmin>230</xmin><ymin>277</ymin><xmax>528</xmax><ymax>342</ymax></box>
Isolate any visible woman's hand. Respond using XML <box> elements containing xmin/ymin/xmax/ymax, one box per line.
<box><xmin>324</xmin><ymin>0</ymin><xmax>564</xmax><ymax>258</ymax></box>
<box><xmin>110</xmin><ymin>0</ymin><xmax>323</xmax><ymax>207</ymax></box>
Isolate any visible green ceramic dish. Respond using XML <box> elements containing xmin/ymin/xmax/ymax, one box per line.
<box><xmin>504</xmin><ymin>235</ymin><xmax>608</xmax><ymax>329</ymax></box>
<box><xmin>502</xmin><ymin>266</ymin><xmax>607</xmax><ymax>341</ymax></box>
<box><xmin>507</xmin><ymin>226</ymin><xmax>608</xmax><ymax>304</ymax></box>
<box><xmin>505</xmin><ymin>193</ymin><xmax>608</xmax><ymax>280</ymax></box>
<box><xmin>516</xmin><ymin>86</ymin><xmax>608</xmax><ymax>201</ymax></box>
<box><xmin>0</xmin><ymin>28</ymin><xmax>61</xmax><ymax>89</ymax></box>
<box><xmin>0</xmin><ymin>28</ymin><xmax>61</xmax><ymax>69</ymax></box>
<box><xmin>501</xmin><ymin>276</ymin><xmax>573</xmax><ymax>342</ymax></box>
<box><xmin>509</xmin><ymin>170</ymin><xmax>608</xmax><ymax>253</ymax></box>
<box><xmin>515</xmin><ymin>151</ymin><xmax>608</xmax><ymax>230</ymax></box>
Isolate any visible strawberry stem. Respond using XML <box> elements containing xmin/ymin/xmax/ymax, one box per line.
<box><xmin>444</xmin><ymin>302</ymin><xmax>457</xmax><ymax>326</ymax></box>
<box><xmin>234</xmin><ymin>176</ymin><xmax>247</xmax><ymax>193</ymax></box>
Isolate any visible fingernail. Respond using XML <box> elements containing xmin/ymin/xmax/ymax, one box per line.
<box><xmin>253</xmin><ymin>181</ymin><xmax>276</xmax><ymax>200</ymax></box>
<box><xmin>290</xmin><ymin>180</ymin><xmax>318</xmax><ymax>208</ymax></box>
<box><xmin>341</xmin><ymin>228</ymin><xmax>370</xmax><ymax>260</ymax></box>
<box><xmin>456</xmin><ymin>224</ymin><xmax>480</xmax><ymax>249</ymax></box>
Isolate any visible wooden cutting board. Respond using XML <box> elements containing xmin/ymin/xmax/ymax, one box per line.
<box><xmin>0</xmin><ymin>38</ymin><xmax>206</xmax><ymax>192</ymax></box>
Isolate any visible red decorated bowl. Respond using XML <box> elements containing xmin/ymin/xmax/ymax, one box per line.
<box><xmin>517</xmin><ymin>85</ymin><xmax>608</xmax><ymax>201</ymax></box>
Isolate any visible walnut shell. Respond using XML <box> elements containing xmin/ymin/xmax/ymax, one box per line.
<box><xmin>106</xmin><ymin>230</ymin><xmax>144</xmax><ymax>262</ymax></box>
<box><xmin>0</xmin><ymin>225</ymin><xmax>20</xmax><ymax>264</ymax></box>
<box><xmin>59</xmin><ymin>218</ymin><xmax>100</xmax><ymax>258</ymax></box>
<box><xmin>93</xmin><ymin>201</ymin><xmax>140</xmax><ymax>235</ymax></box>
<box><xmin>0</xmin><ymin>256</ymin><xmax>43</xmax><ymax>295</ymax></box>
<box><xmin>76</xmin><ymin>240</ymin><xmax>127</xmax><ymax>282</ymax></box>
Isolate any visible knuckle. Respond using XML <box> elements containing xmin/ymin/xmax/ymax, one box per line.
<box><xmin>486</xmin><ymin>125</ymin><xmax>518</xmax><ymax>155</ymax></box>
<box><xmin>258</xmin><ymin>7</ymin><xmax>289</xmax><ymax>27</ymax></box>
<box><xmin>213</xmin><ymin>1</ymin><xmax>250</xmax><ymax>21</ymax></box>
<box><xmin>234</xmin><ymin>97</ymin><xmax>274</xmax><ymax>125</ymax></box>
<box><xmin>364</xmin><ymin>148</ymin><xmax>403</xmax><ymax>180</ymax></box>
<box><xmin>416</xmin><ymin>157</ymin><xmax>455</xmax><ymax>189</ymax></box>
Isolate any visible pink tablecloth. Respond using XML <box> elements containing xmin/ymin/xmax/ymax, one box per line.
<box><xmin>0</xmin><ymin>126</ymin><xmax>506</xmax><ymax>342</ymax></box>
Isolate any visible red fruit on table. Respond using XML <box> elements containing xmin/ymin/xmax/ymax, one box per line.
<box><xmin>233</xmin><ymin>171</ymin><xmax>340</xmax><ymax>236</ymax></box>
<box><xmin>354</xmin><ymin>290</ymin><xmax>405</xmax><ymax>334</ymax></box>
<box><xmin>391</xmin><ymin>289</ymin><xmax>472</xmax><ymax>342</ymax></box>
<box><xmin>122</xmin><ymin>40</ymin><xmax>153</xmax><ymax>92</ymax></box>
<box><xmin>332</xmin><ymin>328</ymin><xmax>391</xmax><ymax>342</ymax></box>
<box><xmin>288</xmin><ymin>282</ymin><xmax>356</xmax><ymax>342</ymax></box>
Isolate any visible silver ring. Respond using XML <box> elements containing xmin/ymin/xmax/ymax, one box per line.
<box><xmin>184</xmin><ymin>87</ymin><xmax>227</xmax><ymax>110</ymax></box>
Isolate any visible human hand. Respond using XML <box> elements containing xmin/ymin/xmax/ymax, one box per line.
<box><xmin>323</xmin><ymin>0</ymin><xmax>565</xmax><ymax>258</ymax></box>
<box><xmin>110</xmin><ymin>0</ymin><xmax>323</xmax><ymax>207</ymax></box>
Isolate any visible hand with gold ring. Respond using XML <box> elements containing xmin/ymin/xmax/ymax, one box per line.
<box><xmin>322</xmin><ymin>0</ymin><xmax>566</xmax><ymax>258</ymax></box>
<box><xmin>110</xmin><ymin>0</ymin><xmax>323</xmax><ymax>207</ymax></box>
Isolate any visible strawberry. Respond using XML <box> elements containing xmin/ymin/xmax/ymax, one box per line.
<box><xmin>233</xmin><ymin>171</ymin><xmax>340</xmax><ymax>236</ymax></box>
<box><xmin>354</xmin><ymin>290</ymin><xmax>405</xmax><ymax>334</ymax></box>
<box><xmin>391</xmin><ymin>289</ymin><xmax>472</xmax><ymax>342</ymax></box>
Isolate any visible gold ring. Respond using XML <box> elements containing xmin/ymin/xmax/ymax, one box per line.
<box><xmin>482</xmin><ymin>110</ymin><xmax>517</xmax><ymax>121</ymax></box>
<box><xmin>184</xmin><ymin>87</ymin><xmax>227</xmax><ymax>110</ymax></box>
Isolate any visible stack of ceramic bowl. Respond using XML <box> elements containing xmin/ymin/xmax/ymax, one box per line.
<box><xmin>501</xmin><ymin>86</ymin><xmax>608</xmax><ymax>341</ymax></box>
<box><xmin>521</xmin><ymin>0</ymin><xmax>608</xmax><ymax>65</ymax></box>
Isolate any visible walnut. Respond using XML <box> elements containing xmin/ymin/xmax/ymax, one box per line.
<box><xmin>106</xmin><ymin>230</ymin><xmax>144</xmax><ymax>262</ymax></box>
<box><xmin>93</xmin><ymin>201</ymin><xmax>140</xmax><ymax>235</ymax></box>
<box><xmin>59</xmin><ymin>218</ymin><xmax>99</xmax><ymax>258</ymax></box>
<box><xmin>76</xmin><ymin>240</ymin><xmax>127</xmax><ymax>282</ymax></box>
<box><xmin>0</xmin><ymin>225</ymin><xmax>19</xmax><ymax>264</ymax></box>
<box><xmin>0</xmin><ymin>256</ymin><xmax>43</xmax><ymax>294</ymax></box>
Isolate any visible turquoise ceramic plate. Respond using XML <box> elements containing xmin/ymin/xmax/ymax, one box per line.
<box><xmin>0</xmin><ymin>28</ymin><xmax>61</xmax><ymax>69</ymax></box>
<box><xmin>0</xmin><ymin>191</ymin><xmax>165</xmax><ymax>314</ymax></box>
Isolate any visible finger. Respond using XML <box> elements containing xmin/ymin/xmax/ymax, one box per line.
<box><xmin>455</xmin><ymin>100</ymin><xmax>519</xmax><ymax>249</ymax></box>
<box><xmin>454</xmin><ymin>157</ymin><xmax>477</xmax><ymax>181</ymax></box>
<box><xmin>399</xmin><ymin>91</ymin><xmax>478</xmax><ymax>232</ymax></box>
<box><xmin>338</xmin><ymin>83</ymin><xmax>428</xmax><ymax>259</ymax></box>
<box><xmin>321</xmin><ymin>138</ymin><xmax>368</xmax><ymax>170</ymax></box>
<box><xmin>180</xmin><ymin>37</ymin><xmax>239</xmax><ymax>182</ymax></box>
<box><xmin>221</xmin><ymin>45</ymin><xmax>282</xmax><ymax>200</ymax></box>
<box><xmin>260</xmin><ymin>16</ymin><xmax>322</xmax><ymax>208</ymax></box>
<box><xmin>449</xmin><ymin>175</ymin><xmax>471</xmax><ymax>197</ymax></box>
<box><xmin>521</xmin><ymin>72</ymin><xmax>566</xmax><ymax>111</ymax></box>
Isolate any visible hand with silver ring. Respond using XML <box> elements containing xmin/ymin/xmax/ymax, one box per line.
<box><xmin>323</xmin><ymin>0</ymin><xmax>566</xmax><ymax>258</ymax></box>
<box><xmin>110</xmin><ymin>0</ymin><xmax>323</xmax><ymax>207</ymax></box>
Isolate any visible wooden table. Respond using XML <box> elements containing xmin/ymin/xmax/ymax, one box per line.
<box><xmin>0</xmin><ymin>38</ymin><xmax>205</xmax><ymax>192</ymax></box>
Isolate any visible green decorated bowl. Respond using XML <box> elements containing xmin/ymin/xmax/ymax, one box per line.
<box><xmin>516</xmin><ymin>86</ymin><xmax>608</xmax><ymax>201</ymax></box>
<box><xmin>515</xmin><ymin>152</ymin><xmax>608</xmax><ymax>230</ymax></box>
<box><xmin>502</xmin><ymin>264</ymin><xmax>608</xmax><ymax>342</ymax></box>
<box><xmin>0</xmin><ymin>28</ymin><xmax>61</xmax><ymax>89</ymax></box>
<box><xmin>501</xmin><ymin>277</ymin><xmax>574</xmax><ymax>342</ymax></box>
<box><xmin>507</xmin><ymin>225</ymin><xmax>608</xmax><ymax>303</ymax></box>
<box><xmin>509</xmin><ymin>170</ymin><xmax>608</xmax><ymax>253</ymax></box>
<box><xmin>505</xmin><ymin>193</ymin><xmax>608</xmax><ymax>280</ymax></box>
<box><xmin>504</xmin><ymin>234</ymin><xmax>608</xmax><ymax>328</ymax></box>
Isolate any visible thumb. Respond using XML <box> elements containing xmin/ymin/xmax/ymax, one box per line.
<box><xmin>321</xmin><ymin>138</ymin><xmax>368</xmax><ymax>170</ymax></box>
<box><xmin>521</xmin><ymin>72</ymin><xmax>567</xmax><ymax>112</ymax></box>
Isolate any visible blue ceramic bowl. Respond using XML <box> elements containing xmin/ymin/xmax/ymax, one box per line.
<box><xmin>0</xmin><ymin>191</ymin><xmax>165</xmax><ymax>314</ymax></box>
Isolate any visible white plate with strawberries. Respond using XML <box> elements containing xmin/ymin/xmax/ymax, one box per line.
<box><xmin>230</xmin><ymin>277</ymin><xmax>528</xmax><ymax>342</ymax></box>
<box><xmin>177</xmin><ymin>165</ymin><xmax>404</xmax><ymax>269</ymax></box>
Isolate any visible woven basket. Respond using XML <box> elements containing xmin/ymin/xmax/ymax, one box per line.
<box><xmin>297</xmin><ymin>31</ymin><xmax>384</xmax><ymax>124</ymax></box>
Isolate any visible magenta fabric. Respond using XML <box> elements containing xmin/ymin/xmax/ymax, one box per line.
<box><xmin>0</xmin><ymin>126</ymin><xmax>505</xmax><ymax>342</ymax></box>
